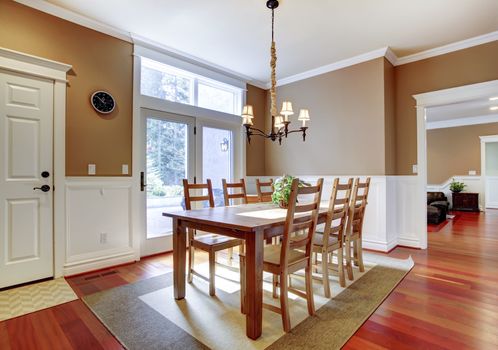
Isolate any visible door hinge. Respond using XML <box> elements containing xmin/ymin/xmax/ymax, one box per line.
<box><xmin>194</xmin><ymin>176</ymin><xmax>197</xmax><ymax>184</ymax></box>
<box><xmin>194</xmin><ymin>126</ymin><xmax>197</xmax><ymax>135</ymax></box>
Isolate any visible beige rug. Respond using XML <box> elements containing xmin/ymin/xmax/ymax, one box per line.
<box><xmin>0</xmin><ymin>278</ymin><xmax>78</xmax><ymax>321</ymax></box>
<box><xmin>84</xmin><ymin>252</ymin><xmax>413</xmax><ymax>349</ymax></box>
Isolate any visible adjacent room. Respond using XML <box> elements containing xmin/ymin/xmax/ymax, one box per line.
<box><xmin>1</xmin><ymin>0</ymin><xmax>497</xmax><ymax>349</ymax></box>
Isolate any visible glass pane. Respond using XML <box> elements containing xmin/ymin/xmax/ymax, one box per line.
<box><xmin>146</xmin><ymin>117</ymin><xmax>188</xmax><ymax>238</ymax></box>
<box><xmin>198</xmin><ymin>83</ymin><xmax>235</xmax><ymax>114</ymax></box>
<box><xmin>141</xmin><ymin>59</ymin><xmax>192</xmax><ymax>104</ymax></box>
<box><xmin>202</xmin><ymin>127</ymin><xmax>232</xmax><ymax>206</ymax></box>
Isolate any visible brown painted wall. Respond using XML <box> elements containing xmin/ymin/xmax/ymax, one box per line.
<box><xmin>384</xmin><ymin>58</ymin><xmax>396</xmax><ymax>175</ymax></box>
<box><xmin>427</xmin><ymin>123</ymin><xmax>498</xmax><ymax>183</ymax></box>
<box><xmin>395</xmin><ymin>41</ymin><xmax>498</xmax><ymax>175</ymax></box>
<box><xmin>245</xmin><ymin>84</ymin><xmax>266</xmax><ymax>175</ymax></box>
<box><xmin>264</xmin><ymin>58</ymin><xmax>386</xmax><ymax>175</ymax></box>
<box><xmin>0</xmin><ymin>0</ymin><xmax>133</xmax><ymax>176</ymax></box>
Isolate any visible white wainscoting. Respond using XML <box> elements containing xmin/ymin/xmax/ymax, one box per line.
<box><xmin>63</xmin><ymin>177</ymin><xmax>139</xmax><ymax>275</ymax></box>
<box><xmin>246</xmin><ymin>175</ymin><xmax>420</xmax><ymax>252</ymax></box>
<box><xmin>485</xmin><ymin>176</ymin><xmax>498</xmax><ymax>208</ymax></box>
<box><xmin>427</xmin><ymin>175</ymin><xmax>483</xmax><ymax>210</ymax></box>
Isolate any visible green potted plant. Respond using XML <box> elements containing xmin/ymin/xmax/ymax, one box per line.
<box><xmin>449</xmin><ymin>178</ymin><xmax>466</xmax><ymax>193</ymax></box>
<box><xmin>271</xmin><ymin>175</ymin><xmax>310</xmax><ymax>208</ymax></box>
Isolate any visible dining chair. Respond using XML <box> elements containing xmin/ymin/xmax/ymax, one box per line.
<box><xmin>256</xmin><ymin>178</ymin><xmax>274</xmax><ymax>202</ymax></box>
<box><xmin>311</xmin><ymin>178</ymin><xmax>353</xmax><ymax>297</ymax></box>
<box><xmin>345</xmin><ymin>177</ymin><xmax>371</xmax><ymax>281</ymax></box>
<box><xmin>183</xmin><ymin>179</ymin><xmax>244</xmax><ymax>296</ymax></box>
<box><xmin>222</xmin><ymin>178</ymin><xmax>248</xmax><ymax>206</ymax></box>
<box><xmin>240</xmin><ymin>178</ymin><xmax>324</xmax><ymax>332</ymax></box>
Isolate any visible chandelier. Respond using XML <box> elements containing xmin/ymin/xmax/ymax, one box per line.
<box><xmin>241</xmin><ymin>0</ymin><xmax>310</xmax><ymax>145</ymax></box>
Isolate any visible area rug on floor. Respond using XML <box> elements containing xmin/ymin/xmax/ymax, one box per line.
<box><xmin>83</xmin><ymin>253</ymin><xmax>413</xmax><ymax>350</ymax></box>
<box><xmin>0</xmin><ymin>278</ymin><xmax>78</xmax><ymax>321</ymax></box>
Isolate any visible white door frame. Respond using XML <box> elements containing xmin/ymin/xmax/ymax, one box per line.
<box><xmin>480</xmin><ymin>134</ymin><xmax>498</xmax><ymax>210</ymax></box>
<box><xmin>0</xmin><ymin>47</ymin><xmax>71</xmax><ymax>278</ymax></box>
<box><xmin>414</xmin><ymin>79</ymin><xmax>498</xmax><ymax>249</ymax></box>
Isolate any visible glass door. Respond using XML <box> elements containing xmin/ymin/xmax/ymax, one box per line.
<box><xmin>140</xmin><ymin>109</ymin><xmax>195</xmax><ymax>256</ymax></box>
<box><xmin>196</xmin><ymin>121</ymin><xmax>237</xmax><ymax>206</ymax></box>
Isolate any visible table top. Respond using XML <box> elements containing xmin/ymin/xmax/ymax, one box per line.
<box><xmin>163</xmin><ymin>202</ymin><xmax>329</xmax><ymax>232</ymax></box>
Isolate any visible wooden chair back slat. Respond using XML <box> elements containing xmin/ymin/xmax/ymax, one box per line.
<box><xmin>347</xmin><ymin>177</ymin><xmax>371</xmax><ymax>239</ymax></box>
<box><xmin>256</xmin><ymin>178</ymin><xmax>274</xmax><ymax>202</ymax></box>
<box><xmin>183</xmin><ymin>179</ymin><xmax>215</xmax><ymax>210</ymax></box>
<box><xmin>280</xmin><ymin>178</ymin><xmax>324</xmax><ymax>265</ymax></box>
<box><xmin>321</xmin><ymin>178</ymin><xmax>354</xmax><ymax>247</ymax></box>
<box><xmin>222</xmin><ymin>179</ymin><xmax>248</xmax><ymax>206</ymax></box>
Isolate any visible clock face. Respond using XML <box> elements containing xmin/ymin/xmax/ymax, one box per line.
<box><xmin>91</xmin><ymin>91</ymin><xmax>115</xmax><ymax>114</ymax></box>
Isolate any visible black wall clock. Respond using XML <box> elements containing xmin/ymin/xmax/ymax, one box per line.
<box><xmin>90</xmin><ymin>90</ymin><xmax>116</xmax><ymax>114</ymax></box>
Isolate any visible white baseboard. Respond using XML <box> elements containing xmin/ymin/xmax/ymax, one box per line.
<box><xmin>63</xmin><ymin>250</ymin><xmax>137</xmax><ymax>276</ymax></box>
<box><xmin>397</xmin><ymin>236</ymin><xmax>421</xmax><ymax>248</ymax></box>
<box><xmin>363</xmin><ymin>238</ymin><xmax>398</xmax><ymax>252</ymax></box>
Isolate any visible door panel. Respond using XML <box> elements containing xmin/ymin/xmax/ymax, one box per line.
<box><xmin>140</xmin><ymin>109</ymin><xmax>195</xmax><ymax>257</ymax></box>
<box><xmin>0</xmin><ymin>70</ymin><xmax>54</xmax><ymax>288</ymax></box>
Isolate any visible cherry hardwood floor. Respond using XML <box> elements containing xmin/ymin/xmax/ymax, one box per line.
<box><xmin>0</xmin><ymin>210</ymin><xmax>496</xmax><ymax>349</ymax></box>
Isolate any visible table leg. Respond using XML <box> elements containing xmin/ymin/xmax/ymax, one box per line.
<box><xmin>173</xmin><ymin>218</ymin><xmax>186</xmax><ymax>300</ymax></box>
<box><xmin>245</xmin><ymin>229</ymin><xmax>264</xmax><ymax>339</ymax></box>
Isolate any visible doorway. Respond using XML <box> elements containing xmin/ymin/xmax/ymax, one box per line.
<box><xmin>0</xmin><ymin>69</ymin><xmax>54</xmax><ymax>288</ymax></box>
<box><xmin>139</xmin><ymin>109</ymin><xmax>238</xmax><ymax>257</ymax></box>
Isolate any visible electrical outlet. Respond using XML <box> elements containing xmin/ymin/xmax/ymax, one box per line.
<box><xmin>469</xmin><ymin>170</ymin><xmax>477</xmax><ymax>176</ymax></box>
<box><xmin>88</xmin><ymin>164</ymin><xmax>96</xmax><ymax>175</ymax></box>
<box><xmin>100</xmin><ymin>232</ymin><xmax>107</xmax><ymax>244</ymax></box>
<box><xmin>412</xmin><ymin>164</ymin><xmax>418</xmax><ymax>174</ymax></box>
<box><xmin>122</xmin><ymin>164</ymin><xmax>129</xmax><ymax>175</ymax></box>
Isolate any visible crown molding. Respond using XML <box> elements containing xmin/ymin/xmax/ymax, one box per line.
<box><xmin>14</xmin><ymin>0</ymin><xmax>498</xmax><ymax>90</ymax></box>
<box><xmin>427</xmin><ymin>114</ymin><xmax>498</xmax><ymax>130</ymax></box>
<box><xmin>270</xmin><ymin>47</ymin><xmax>391</xmax><ymax>88</ymax></box>
<box><xmin>395</xmin><ymin>31</ymin><xmax>498</xmax><ymax>66</ymax></box>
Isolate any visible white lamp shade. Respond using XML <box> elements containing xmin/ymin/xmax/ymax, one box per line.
<box><xmin>242</xmin><ymin>105</ymin><xmax>254</xmax><ymax>118</ymax></box>
<box><xmin>298</xmin><ymin>109</ymin><xmax>310</xmax><ymax>121</ymax></box>
<box><xmin>275</xmin><ymin>115</ymin><xmax>284</xmax><ymax>128</ymax></box>
<box><xmin>280</xmin><ymin>101</ymin><xmax>294</xmax><ymax>116</ymax></box>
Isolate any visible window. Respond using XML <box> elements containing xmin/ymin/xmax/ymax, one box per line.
<box><xmin>140</xmin><ymin>57</ymin><xmax>242</xmax><ymax>115</ymax></box>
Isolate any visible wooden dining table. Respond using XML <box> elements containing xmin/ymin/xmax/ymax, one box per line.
<box><xmin>163</xmin><ymin>202</ymin><xmax>328</xmax><ymax>340</ymax></box>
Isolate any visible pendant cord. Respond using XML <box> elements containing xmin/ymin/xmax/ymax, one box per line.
<box><xmin>270</xmin><ymin>8</ymin><xmax>277</xmax><ymax>121</ymax></box>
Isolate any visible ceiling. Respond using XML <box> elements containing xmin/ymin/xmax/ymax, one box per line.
<box><xmin>42</xmin><ymin>0</ymin><xmax>498</xmax><ymax>84</ymax></box>
<box><xmin>426</xmin><ymin>95</ymin><xmax>498</xmax><ymax>126</ymax></box>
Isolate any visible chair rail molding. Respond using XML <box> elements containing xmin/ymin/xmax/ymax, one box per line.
<box><xmin>64</xmin><ymin>177</ymin><xmax>138</xmax><ymax>276</ymax></box>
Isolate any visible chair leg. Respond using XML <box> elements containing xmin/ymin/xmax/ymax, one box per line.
<box><xmin>272</xmin><ymin>274</ymin><xmax>279</xmax><ymax>299</ymax></box>
<box><xmin>353</xmin><ymin>239</ymin><xmax>359</xmax><ymax>266</ymax></box>
<box><xmin>313</xmin><ymin>252</ymin><xmax>318</xmax><ymax>273</ymax></box>
<box><xmin>279</xmin><ymin>272</ymin><xmax>291</xmax><ymax>332</ymax></box>
<box><xmin>357</xmin><ymin>238</ymin><xmax>365</xmax><ymax>272</ymax></box>
<box><xmin>188</xmin><ymin>243</ymin><xmax>194</xmax><ymax>283</ymax></box>
<box><xmin>240</xmin><ymin>255</ymin><xmax>246</xmax><ymax>314</ymax></box>
<box><xmin>209</xmin><ymin>250</ymin><xmax>216</xmax><ymax>296</ymax></box>
<box><xmin>337</xmin><ymin>247</ymin><xmax>346</xmax><ymax>288</ymax></box>
<box><xmin>345</xmin><ymin>241</ymin><xmax>354</xmax><ymax>281</ymax></box>
<box><xmin>321</xmin><ymin>251</ymin><xmax>331</xmax><ymax>298</ymax></box>
<box><xmin>305</xmin><ymin>263</ymin><xmax>315</xmax><ymax>316</ymax></box>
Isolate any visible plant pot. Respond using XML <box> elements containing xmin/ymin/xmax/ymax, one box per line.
<box><xmin>451</xmin><ymin>190</ymin><xmax>462</xmax><ymax>193</ymax></box>
<box><xmin>278</xmin><ymin>200</ymin><xmax>288</xmax><ymax>209</ymax></box>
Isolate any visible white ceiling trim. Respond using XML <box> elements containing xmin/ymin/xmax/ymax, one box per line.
<box><xmin>426</xmin><ymin>114</ymin><xmax>498</xmax><ymax>130</ymax></box>
<box><xmin>395</xmin><ymin>31</ymin><xmax>498</xmax><ymax>66</ymax></box>
<box><xmin>271</xmin><ymin>47</ymin><xmax>392</xmax><ymax>88</ymax></box>
<box><xmin>14</xmin><ymin>0</ymin><xmax>498</xmax><ymax>90</ymax></box>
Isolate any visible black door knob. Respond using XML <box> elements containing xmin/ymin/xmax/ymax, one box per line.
<box><xmin>41</xmin><ymin>171</ymin><xmax>50</xmax><ymax>178</ymax></box>
<box><xmin>33</xmin><ymin>185</ymin><xmax>51</xmax><ymax>192</ymax></box>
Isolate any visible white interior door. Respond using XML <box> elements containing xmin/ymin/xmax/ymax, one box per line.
<box><xmin>140</xmin><ymin>109</ymin><xmax>195</xmax><ymax>257</ymax></box>
<box><xmin>0</xmin><ymin>70</ymin><xmax>54</xmax><ymax>288</ymax></box>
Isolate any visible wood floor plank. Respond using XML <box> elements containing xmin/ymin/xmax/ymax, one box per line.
<box><xmin>1</xmin><ymin>210</ymin><xmax>497</xmax><ymax>349</ymax></box>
